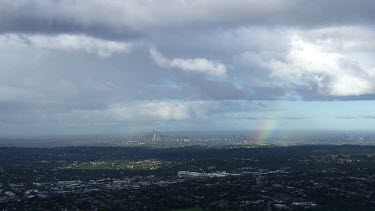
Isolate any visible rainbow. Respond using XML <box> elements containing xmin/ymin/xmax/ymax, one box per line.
<box><xmin>254</xmin><ymin>101</ymin><xmax>284</xmax><ymax>145</ymax></box>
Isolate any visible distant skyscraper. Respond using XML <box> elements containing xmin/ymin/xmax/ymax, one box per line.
<box><xmin>152</xmin><ymin>130</ymin><xmax>161</xmax><ymax>141</ymax></box>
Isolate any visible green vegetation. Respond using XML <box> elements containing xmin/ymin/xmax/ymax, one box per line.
<box><xmin>64</xmin><ymin>159</ymin><xmax>168</xmax><ymax>171</ymax></box>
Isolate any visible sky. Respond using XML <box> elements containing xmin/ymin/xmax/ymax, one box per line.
<box><xmin>1</xmin><ymin>0</ymin><xmax>375</xmax><ymax>136</ymax></box>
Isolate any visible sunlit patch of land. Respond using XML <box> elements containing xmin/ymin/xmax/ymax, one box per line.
<box><xmin>63</xmin><ymin>159</ymin><xmax>169</xmax><ymax>171</ymax></box>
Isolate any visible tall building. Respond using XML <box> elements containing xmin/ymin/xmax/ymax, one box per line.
<box><xmin>152</xmin><ymin>130</ymin><xmax>161</xmax><ymax>141</ymax></box>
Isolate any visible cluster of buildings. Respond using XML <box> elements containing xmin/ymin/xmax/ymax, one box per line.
<box><xmin>0</xmin><ymin>176</ymin><xmax>182</xmax><ymax>204</ymax></box>
<box><xmin>0</xmin><ymin>167</ymin><xmax>286</xmax><ymax>206</ymax></box>
<box><xmin>0</xmin><ymin>145</ymin><xmax>373</xmax><ymax>210</ymax></box>
<box><xmin>177</xmin><ymin>171</ymin><xmax>240</xmax><ymax>178</ymax></box>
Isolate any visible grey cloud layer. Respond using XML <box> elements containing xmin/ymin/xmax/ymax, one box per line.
<box><xmin>1</xmin><ymin>0</ymin><xmax>375</xmax><ymax>39</ymax></box>
<box><xmin>1</xmin><ymin>1</ymin><xmax>375</xmax><ymax>134</ymax></box>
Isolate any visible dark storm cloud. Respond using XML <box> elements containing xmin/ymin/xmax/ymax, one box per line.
<box><xmin>0</xmin><ymin>1</ymin><xmax>141</xmax><ymax>40</ymax></box>
<box><xmin>1</xmin><ymin>0</ymin><xmax>375</xmax><ymax>39</ymax></box>
<box><xmin>0</xmin><ymin>18</ymin><xmax>142</xmax><ymax>41</ymax></box>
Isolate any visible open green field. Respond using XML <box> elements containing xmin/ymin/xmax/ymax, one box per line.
<box><xmin>63</xmin><ymin>159</ymin><xmax>168</xmax><ymax>171</ymax></box>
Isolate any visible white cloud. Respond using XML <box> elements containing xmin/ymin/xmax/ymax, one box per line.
<box><xmin>0</xmin><ymin>33</ymin><xmax>131</xmax><ymax>57</ymax></box>
<box><xmin>58</xmin><ymin>100</ymin><xmax>266</xmax><ymax>124</ymax></box>
<box><xmin>150</xmin><ymin>48</ymin><xmax>227</xmax><ymax>78</ymax></box>
<box><xmin>302</xmin><ymin>26</ymin><xmax>375</xmax><ymax>52</ymax></box>
<box><xmin>108</xmin><ymin>101</ymin><xmax>209</xmax><ymax>121</ymax></box>
<box><xmin>263</xmin><ymin>33</ymin><xmax>375</xmax><ymax>96</ymax></box>
<box><xmin>62</xmin><ymin>101</ymin><xmax>211</xmax><ymax>122</ymax></box>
